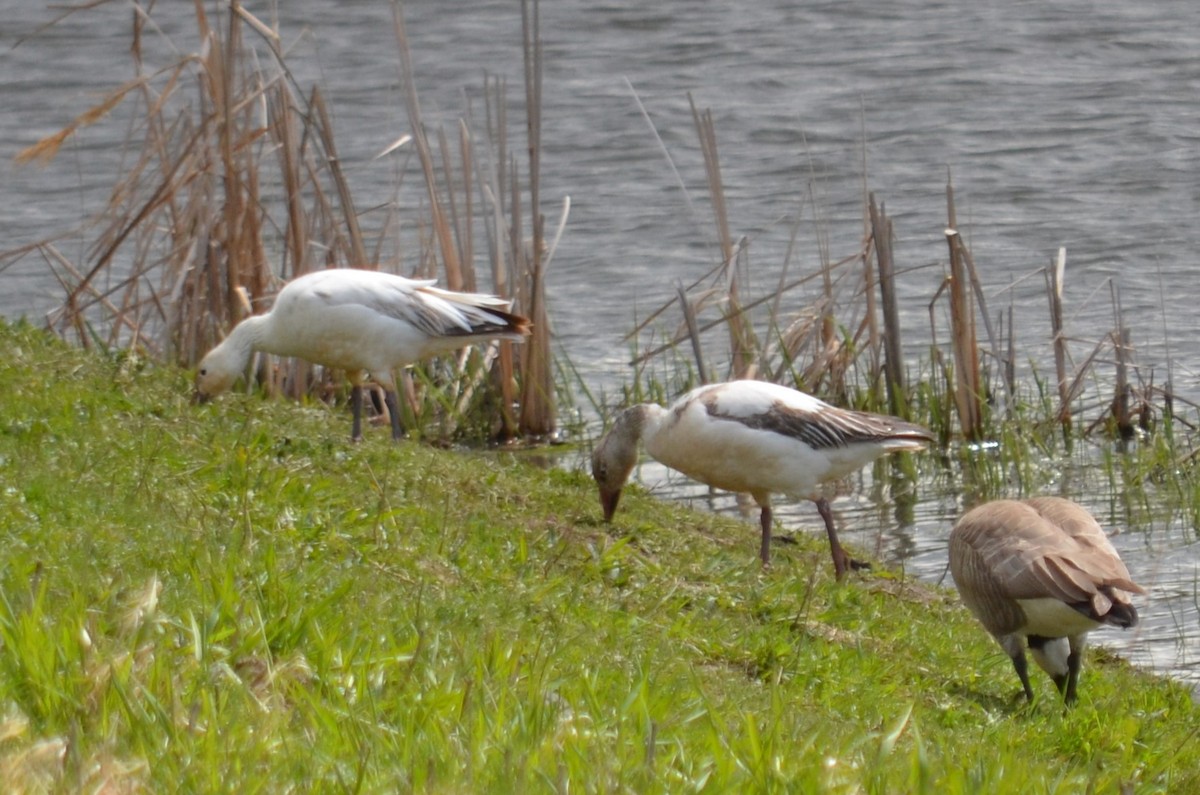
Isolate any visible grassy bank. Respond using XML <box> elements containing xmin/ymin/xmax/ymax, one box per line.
<box><xmin>0</xmin><ymin>320</ymin><xmax>1194</xmax><ymax>793</ymax></box>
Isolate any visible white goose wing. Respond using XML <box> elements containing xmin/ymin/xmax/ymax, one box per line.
<box><xmin>302</xmin><ymin>269</ymin><xmax>515</xmax><ymax>339</ymax></box>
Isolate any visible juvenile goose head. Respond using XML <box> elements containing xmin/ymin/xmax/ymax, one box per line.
<box><xmin>591</xmin><ymin>405</ymin><xmax>654</xmax><ymax>522</ymax></box>
<box><xmin>949</xmin><ymin>496</ymin><xmax>1146</xmax><ymax>704</ymax></box>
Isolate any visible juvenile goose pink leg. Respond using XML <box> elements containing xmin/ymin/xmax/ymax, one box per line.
<box><xmin>758</xmin><ymin>505</ymin><xmax>773</xmax><ymax>567</ymax></box>
<box><xmin>816</xmin><ymin>497</ymin><xmax>869</xmax><ymax>579</ymax></box>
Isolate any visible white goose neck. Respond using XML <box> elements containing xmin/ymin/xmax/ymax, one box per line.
<box><xmin>225</xmin><ymin>313</ymin><xmax>272</xmax><ymax>355</ymax></box>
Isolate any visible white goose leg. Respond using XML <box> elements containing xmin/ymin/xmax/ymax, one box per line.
<box><xmin>350</xmin><ymin>385</ymin><xmax>365</xmax><ymax>442</ymax></box>
<box><xmin>384</xmin><ymin>390</ymin><xmax>404</xmax><ymax>441</ymax></box>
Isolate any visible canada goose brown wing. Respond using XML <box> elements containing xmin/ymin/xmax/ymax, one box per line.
<box><xmin>952</xmin><ymin>501</ymin><xmax>1114</xmax><ymax>605</ymax></box>
<box><xmin>1024</xmin><ymin>497</ymin><xmax>1146</xmax><ymax>595</ymax></box>
<box><xmin>948</xmin><ymin>527</ymin><xmax>1028</xmax><ymax>636</ymax></box>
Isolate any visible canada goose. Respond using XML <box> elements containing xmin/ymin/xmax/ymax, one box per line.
<box><xmin>194</xmin><ymin>268</ymin><xmax>529</xmax><ymax>441</ymax></box>
<box><xmin>949</xmin><ymin>496</ymin><xmax>1146</xmax><ymax>704</ymax></box>
<box><xmin>591</xmin><ymin>380</ymin><xmax>935</xmax><ymax>577</ymax></box>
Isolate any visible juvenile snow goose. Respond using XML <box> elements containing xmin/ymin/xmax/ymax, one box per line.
<box><xmin>194</xmin><ymin>268</ymin><xmax>529</xmax><ymax>440</ymax></box>
<box><xmin>591</xmin><ymin>380</ymin><xmax>935</xmax><ymax>577</ymax></box>
<box><xmin>949</xmin><ymin>496</ymin><xmax>1146</xmax><ymax>704</ymax></box>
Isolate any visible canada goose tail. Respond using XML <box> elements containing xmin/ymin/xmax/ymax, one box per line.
<box><xmin>1101</xmin><ymin>597</ymin><xmax>1139</xmax><ymax>629</ymax></box>
<box><xmin>1069</xmin><ymin>588</ymin><xmax>1139</xmax><ymax>628</ymax></box>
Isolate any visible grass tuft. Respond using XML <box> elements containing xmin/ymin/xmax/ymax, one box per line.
<box><xmin>0</xmin><ymin>319</ymin><xmax>1196</xmax><ymax>792</ymax></box>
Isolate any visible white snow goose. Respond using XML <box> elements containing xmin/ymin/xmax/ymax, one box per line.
<box><xmin>949</xmin><ymin>496</ymin><xmax>1146</xmax><ymax>704</ymax></box>
<box><xmin>194</xmin><ymin>268</ymin><xmax>530</xmax><ymax>440</ymax></box>
<box><xmin>590</xmin><ymin>379</ymin><xmax>935</xmax><ymax>578</ymax></box>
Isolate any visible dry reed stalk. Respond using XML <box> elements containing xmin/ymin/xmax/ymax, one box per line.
<box><xmin>1005</xmin><ymin>302</ymin><xmax>1016</xmax><ymax>401</ymax></box>
<box><xmin>860</xmin><ymin>229</ymin><xmax>882</xmax><ymax>399</ymax></box>
<box><xmin>455</xmin><ymin>120</ymin><xmax>477</xmax><ymax>292</ymax></box>
<box><xmin>869</xmin><ymin>193</ymin><xmax>906</xmax><ymax>415</ymax></box>
<box><xmin>311</xmin><ymin>88</ymin><xmax>367</xmax><ymax>269</ymax></box>
<box><xmin>857</xmin><ymin>140</ymin><xmax>881</xmax><ymax>394</ymax></box>
<box><xmin>811</xmin><ymin>182</ymin><xmax>838</xmax><ymax>363</ymax></box>
<box><xmin>952</xmin><ymin>229</ymin><xmax>1010</xmax><ymax>418</ymax></box>
<box><xmin>12</xmin><ymin>1</ymin><xmax>556</xmax><ymax>442</ymax></box>
<box><xmin>688</xmin><ymin>94</ymin><xmax>755</xmax><ymax>379</ymax></box>
<box><xmin>678</xmin><ymin>285</ymin><xmax>711</xmax><ymax>384</ymax></box>
<box><xmin>269</xmin><ymin>84</ymin><xmax>309</xmax><ymax>277</ymax></box>
<box><xmin>392</xmin><ymin>6</ymin><xmax>464</xmax><ymax>290</ymax></box>
<box><xmin>474</xmin><ymin>75</ymin><xmax>519</xmax><ymax>439</ymax></box>
<box><xmin>515</xmin><ymin>0</ymin><xmax>556</xmax><ymax>439</ymax></box>
<box><xmin>1113</xmin><ymin>326</ymin><xmax>1135</xmax><ymax>439</ymax></box>
<box><xmin>945</xmin><ymin>233</ymin><xmax>981</xmax><ymax>439</ymax></box>
<box><xmin>629</xmin><ymin>255</ymin><xmax>856</xmax><ymax>368</ymax></box>
<box><xmin>1046</xmin><ymin>247</ymin><xmax>1072</xmax><ymax>426</ymax></box>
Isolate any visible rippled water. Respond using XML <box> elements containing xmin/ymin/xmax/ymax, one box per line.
<box><xmin>1</xmin><ymin>1</ymin><xmax>1198</xmax><ymax>691</ymax></box>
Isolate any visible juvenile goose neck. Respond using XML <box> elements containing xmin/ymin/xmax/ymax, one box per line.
<box><xmin>627</xmin><ymin>402</ymin><xmax>670</xmax><ymax>447</ymax></box>
<box><xmin>594</xmin><ymin>404</ymin><xmax>659</xmax><ymax>485</ymax></box>
<box><xmin>606</xmin><ymin>405</ymin><xmax>649</xmax><ymax>463</ymax></box>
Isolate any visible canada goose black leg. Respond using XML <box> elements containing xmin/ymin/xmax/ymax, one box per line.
<box><xmin>1063</xmin><ymin>644</ymin><xmax>1083</xmax><ymax>705</ymax></box>
<box><xmin>1010</xmin><ymin>649</ymin><xmax>1036</xmax><ymax>703</ymax></box>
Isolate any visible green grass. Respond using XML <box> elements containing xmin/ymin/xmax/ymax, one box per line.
<box><xmin>0</xmin><ymin>320</ymin><xmax>1196</xmax><ymax>793</ymax></box>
